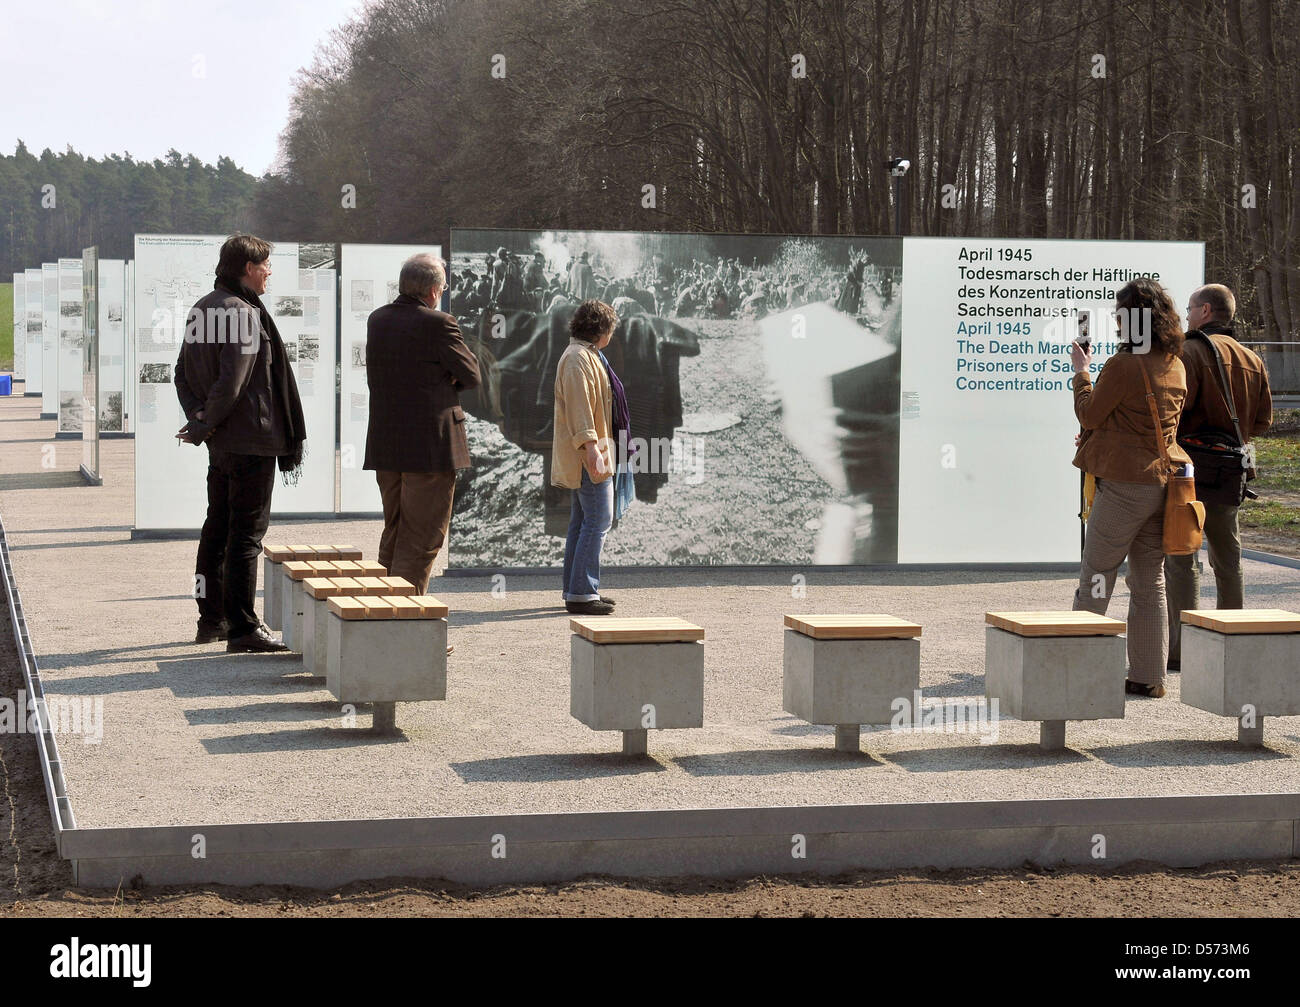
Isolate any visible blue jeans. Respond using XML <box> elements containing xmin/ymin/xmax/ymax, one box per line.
<box><xmin>562</xmin><ymin>469</ymin><xmax>613</xmax><ymax>601</ymax></box>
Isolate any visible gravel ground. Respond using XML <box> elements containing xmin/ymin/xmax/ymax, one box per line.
<box><xmin>2</xmin><ymin>393</ymin><xmax>1300</xmax><ymax>833</ymax></box>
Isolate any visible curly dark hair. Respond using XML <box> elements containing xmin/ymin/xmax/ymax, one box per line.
<box><xmin>569</xmin><ymin>299</ymin><xmax>618</xmax><ymax>343</ymax></box>
<box><xmin>1115</xmin><ymin>276</ymin><xmax>1184</xmax><ymax>356</ymax></box>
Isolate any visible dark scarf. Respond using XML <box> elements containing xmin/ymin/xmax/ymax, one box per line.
<box><xmin>598</xmin><ymin>348</ymin><xmax>636</xmax><ymax>464</ymax></box>
<box><xmin>216</xmin><ymin>278</ymin><xmax>307</xmax><ymax>483</ymax></box>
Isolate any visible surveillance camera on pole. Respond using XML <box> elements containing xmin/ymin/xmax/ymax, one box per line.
<box><xmin>887</xmin><ymin>157</ymin><xmax>911</xmax><ymax>177</ymax></box>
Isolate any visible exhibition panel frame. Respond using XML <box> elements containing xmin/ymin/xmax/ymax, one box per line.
<box><xmin>11</xmin><ymin>272</ymin><xmax>25</xmax><ymax>381</ymax></box>
<box><xmin>80</xmin><ymin>248</ymin><xmax>100</xmax><ymax>483</ymax></box>
<box><xmin>449</xmin><ymin>228</ymin><xmax>1204</xmax><ymax>568</ymax></box>
<box><xmin>41</xmin><ymin>262</ymin><xmax>58</xmax><ymax>417</ymax></box>
<box><xmin>56</xmin><ymin>257</ymin><xmax>84</xmax><ymax>436</ymax></box>
<box><xmin>132</xmin><ymin>235</ymin><xmax>338</xmax><ymax>531</ymax></box>
<box><xmin>24</xmin><ymin>268</ymin><xmax>44</xmax><ymax>397</ymax></box>
<box><xmin>337</xmin><ymin>242</ymin><xmax>442</xmax><ymax>514</ymax></box>
<box><xmin>97</xmin><ymin>258</ymin><xmax>127</xmax><ymax>434</ymax></box>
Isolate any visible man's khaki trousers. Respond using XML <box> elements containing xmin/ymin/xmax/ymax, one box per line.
<box><xmin>375</xmin><ymin>470</ymin><xmax>457</xmax><ymax>593</ymax></box>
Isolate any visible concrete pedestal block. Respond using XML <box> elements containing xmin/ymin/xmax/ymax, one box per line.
<box><xmin>373</xmin><ymin>702</ymin><xmax>397</xmax><ymax>734</ymax></box>
<box><xmin>622</xmin><ymin>728</ymin><xmax>648</xmax><ymax>755</ymax></box>
<box><xmin>262</xmin><ymin>557</ymin><xmax>282</xmax><ymax>630</ymax></box>
<box><xmin>1180</xmin><ymin>624</ymin><xmax>1300</xmax><ymax>745</ymax></box>
<box><xmin>1039</xmin><ymin>720</ymin><xmax>1066</xmax><ymax>751</ymax></box>
<box><xmin>1238</xmin><ymin>720</ymin><xmax>1264</xmax><ymax>747</ymax></box>
<box><xmin>282</xmin><ymin>576</ymin><xmax>310</xmax><ymax>653</ymax></box>
<box><xmin>570</xmin><ymin>637</ymin><xmax>704</xmax><ymax>741</ymax></box>
<box><xmin>325</xmin><ymin>613</ymin><xmax>447</xmax><ymax>705</ymax></box>
<box><xmin>783</xmin><ymin>631</ymin><xmax>920</xmax><ymax>730</ymax></box>
<box><xmin>984</xmin><ymin>627</ymin><xmax>1126</xmax><ymax>747</ymax></box>
<box><xmin>303</xmin><ymin>577</ymin><xmax>414</xmax><ymax>675</ymax></box>
<box><xmin>302</xmin><ymin>593</ymin><xmax>330</xmax><ymax>673</ymax></box>
<box><xmin>834</xmin><ymin>725</ymin><xmax>861</xmax><ymax>752</ymax></box>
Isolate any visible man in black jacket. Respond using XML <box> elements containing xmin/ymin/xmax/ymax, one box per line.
<box><xmin>175</xmin><ymin>234</ymin><xmax>307</xmax><ymax>652</ymax></box>
<box><xmin>365</xmin><ymin>254</ymin><xmax>480</xmax><ymax>594</ymax></box>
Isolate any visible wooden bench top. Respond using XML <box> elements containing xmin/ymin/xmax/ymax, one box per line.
<box><xmin>570</xmin><ymin>617</ymin><xmax>704</xmax><ymax>644</ymax></box>
<box><xmin>308</xmin><ymin>544</ymin><xmax>363</xmax><ymax>560</ymax></box>
<box><xmin>784</xmin><ymin>614</ymin><xmax>921</xmax><ymax>640</ymax></box>
<box><xmin>265</xmin><ymin>544</ymin><xmax>364</xmax><ymax>561</ymax></box>
<box><xmin>306</xmin><ymin>575</ymin><xmax>413</xmax><ymax>600</ymax></box>
<box><xmin>328</xmin><ymin>595</ymin><xmax>449</xmax><ymax>620</ymax></box>
<box><xmin>264</xmin><ymin>544</ymin><xmax>315</xmax><ymax>562</ymax></box>
<box><xmin>284</xmin><ymin>559</ymin><xmax>383</xmax><ymax>580</ymax></box>
<box><xmin>1181</xmin><ymin>609</ymin><xmax>1300</xmax><ymax>635</ymax></box>
<box><xmin>985</xmin><ymin>611</ymin><xmax>1126</xmax><ymax>637</ymax></box>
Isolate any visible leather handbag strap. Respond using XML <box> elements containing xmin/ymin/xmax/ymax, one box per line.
<box><xmin>1139</xmin><ymin>357</ymin><xmax>1175</xmax><ymax>478</ymax></box>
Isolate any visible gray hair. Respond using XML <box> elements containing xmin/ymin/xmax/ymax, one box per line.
<box><xmin>398</xmin><ymin>253</ymin><xmax>446</xmax><ymax>298</ymax></box>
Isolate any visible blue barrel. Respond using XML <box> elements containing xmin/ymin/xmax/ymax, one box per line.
<box><xmin>0</xmin><ymin>374</ymin><xmax>12</xmax><ymax>396</ymax></box>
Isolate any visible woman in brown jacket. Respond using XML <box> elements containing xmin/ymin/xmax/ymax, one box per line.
<box><xmin>1070</xmin><ymin>277</ymin><xmax>1192</xmax><ymax>698</ymax></box>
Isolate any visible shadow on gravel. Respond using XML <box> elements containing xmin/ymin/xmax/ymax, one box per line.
<box><xmin>183</xmin><ymin>700</ymin><xmax>348</xmax><ymax>726</ymax></box>
<box><xmin>673</xmin><ymin>748</ymin><xmax>885</xmax><ymax>775</ymax></box>
<box><xmin>200</xmin><ymin>726</ymin><xmax>408</xmax><ymax>753</ymax></box>
<box><xmin>0</xmin><ymin>472</ymin><xmax>87</xmax><ymax>491</ymax></box>
<box><xmin>1087</xmin><ymin>739</ymin><xmax>1291</xmax><ymax>766</ymax></box>
<box><xmin>449</xmin><ymin>607</ymin><xmax>567</xmax><ymax>627</ymax></box>
<box><xmin>885</xmin><ymin>743</ymin><xmax>1089</xmax><ymax>771</ymax></box>
<box><xmin>450</xmin><ymin>751</ymin><xmax>669</xmax><ymax>782</ymax></box>
<box><xmin>37</xmin><ymin>653</ymin><xmax>321</xmax><ymax>699</ymax></box>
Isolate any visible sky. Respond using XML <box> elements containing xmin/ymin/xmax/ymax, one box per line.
<box><xmin>1</xmin><ymin>0</ymin><xmax>367</xmax><ymax>176</ymax></box>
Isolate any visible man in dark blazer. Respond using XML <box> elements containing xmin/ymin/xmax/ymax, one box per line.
<box><xmin>364</xmin><ymin>254</ymin><xmax>481</xmax><ymax>594</ymax></box>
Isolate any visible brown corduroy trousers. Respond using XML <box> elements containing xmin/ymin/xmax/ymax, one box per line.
<box><xmin>1072</xmin><ymin>477</ymin><xmax>1169</xmax><ymax>687</ymax></box>
<box><xmin>375</xmin><ymin>470</ymin><xmax>457</xmax><ymax>593</ymax></box>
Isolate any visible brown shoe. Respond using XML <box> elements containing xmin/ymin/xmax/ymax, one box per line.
<box><xmin>1125</xmin><ymin>679</ymin><xmax>1166</xmax><ymax>698</ymax></box>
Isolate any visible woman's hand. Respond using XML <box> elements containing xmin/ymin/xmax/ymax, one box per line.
<box><xmin>1069</xmin><ymin>340</ymin><xmax>1092</xmax><ymax>374</ymax></box>
<box><xmin>585</xmin><ymin>440</ymin><xmax>609</xmax><ymax>477</ymax></box>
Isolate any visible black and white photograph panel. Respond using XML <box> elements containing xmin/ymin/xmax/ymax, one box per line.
<box><xmin>449</xmin><ymin>228</ymin><xmax>903</xmax><ymax>567</ymax></box>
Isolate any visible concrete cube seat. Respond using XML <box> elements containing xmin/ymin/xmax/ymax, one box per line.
<box><xmin>570</xmin><ymin>617</ymin><xmax>704</xmax><ymax>755</ymax></box>
<box><xmin>262</xmin><ymin>543</ymin><xmax>363</xmax><ymax>630</ymax></box>
<box><xmin>302</xmin><ymin>576</ymin><xmax>416</xmax><ymax>674</ymax></box>
<box><xmin>984</xmin><ymin>610</ymin><xmax>1126</xmax><ymax>751</ymax></box>
<box><xmin>1179</xmin><ymin>609</ymin><xmax>1300</xmax><ymax>746</ymax></box>
<box><xmin>280</xmin><ymin>559</ymin><xmax>385</xmax><ymax>653</ymax></box>
<box><xmin>262</xmin><ymin>544</ymin><xmax>314</xmax><ymax>630</ymax></box>
<box><xmin>326</xmin><ymin>594</ymin><xmax>450</xmax><ymax>732</ymax></box>
<box><xmin>782</xmin><ymin>614</ymin><xmax>922</xmax><ymax>752</ymax></box>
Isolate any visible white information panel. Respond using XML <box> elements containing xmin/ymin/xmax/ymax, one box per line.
<box><xmin>338</xmin><ymin>243</ymin><xmax>441</xmax><ymax>513</ymax></box>
<box><xmin>12</xmin><ymin>273</ymin><xmax>25</xmax><ymax>381</ymax></box>
<box><xmin>133</xmin><ymin>235</ymin><xmax>338</xmax><ymax>531</ymax></box>
<box><xmin>98</xmin><ymin>259</ymin><xmax>127</xmax><ymax>432</ymax></box>
<box><xmin>124</xmin><ymin>259</ymin><xmax>135</xmax><ymax>431</ymax></box>
<box><xmin>897</xmin><ymin>237</ymin><xmax>1205</xmax><ymax>563</ymax></box>
<box><xmin>24</xmin><ymin>269</ymin><xmax>43</xmax><ymax>396</ymax></box>
<box><xmin>41</xmin><ymin>263</ymin><xmax>58</xmax><ymax>416</ymax></box>
<box><xmin>57</xmin><ymin>257</ymin><xmax>84</xmax><ymax>433</ymax></box>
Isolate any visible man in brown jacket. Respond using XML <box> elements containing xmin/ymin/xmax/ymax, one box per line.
<box><xmin>1165</xmin><ymin>284</ymin><xmax>1273</xmax><ymax>669</ymax></box>
<box><xmin>364</xmin><ymin>254</ymin><xmax>480</xmax><ymax>594</ymax></box>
